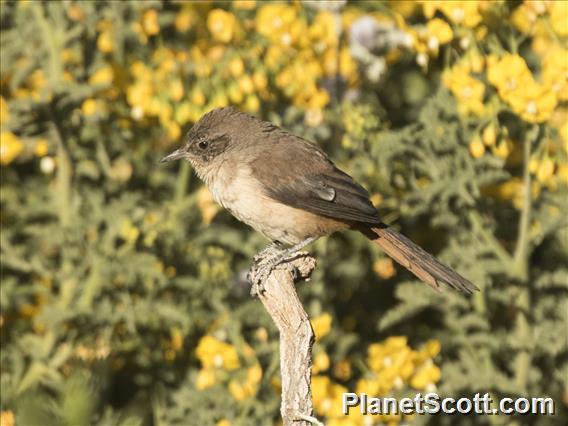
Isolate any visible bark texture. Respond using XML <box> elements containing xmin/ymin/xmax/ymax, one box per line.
<box><xmin>251</xmin><ymin>255</ymin><xmax>318</xmax><ymax>426</ymax></box>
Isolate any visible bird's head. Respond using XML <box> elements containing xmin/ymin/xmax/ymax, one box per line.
<box><xmin>160</xmin><ymin>107</ymin><xmax>244</xmax><ymax>172</ymax></box>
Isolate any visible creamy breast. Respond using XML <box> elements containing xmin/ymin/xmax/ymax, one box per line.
<box><xmin>205</xmin><ymin>163</ymin><xmax>347</xmax><ymax>245</ymax></box>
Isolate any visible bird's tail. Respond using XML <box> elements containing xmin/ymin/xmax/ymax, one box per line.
<box><xmin>359</xmin><ymin>224</ymin><xmax>478</xmax><ymax>294</ymax></box>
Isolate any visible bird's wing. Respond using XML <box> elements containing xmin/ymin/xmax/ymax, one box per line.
<box><xmin>249</xmin><ymin>132</ymin><xmax>381</xmax><ymax>224</ymax></box>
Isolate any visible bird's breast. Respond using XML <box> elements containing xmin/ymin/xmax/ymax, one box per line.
<box><xmin>206</xmin><ymin>164</ymin><xmax>347</xmax><ymax>245</ymax></box>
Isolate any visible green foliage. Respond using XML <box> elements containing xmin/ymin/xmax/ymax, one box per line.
<box><xmin>365</xmin><ymin>92</ymin><xmax>567</xmax><ymax>404</ymax></box>
<box><xmin>1</xmin><ymin>1</ymin><xmax>567</xmax><ymax>425</ymax></box>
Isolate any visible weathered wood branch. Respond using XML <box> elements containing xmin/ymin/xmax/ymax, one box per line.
<box><xmin>251</xmin><ymin>254</ymin><xmax>319</xmax><ymax>426</ymax></box>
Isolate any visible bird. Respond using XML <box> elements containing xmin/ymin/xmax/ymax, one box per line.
<box><xmin>161</xmin><ymin>107</ymin><xmax>478</xmax><ymax>296</ymax></box>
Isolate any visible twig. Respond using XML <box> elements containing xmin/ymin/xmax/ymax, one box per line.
<box><xmin>294</xmin><ymin>412</ymin><xmax>325</xmax><ymax>426</ymax></box>
<box><xmin>250</xmin><ymin>254</ymin><xmax>319</xmax><ymax>426</ymax></box>
<box><xmin>512</xmin><ymin>124</ymin><xmax>539</xmax><ymax>392</ymax></box>
<box><xmin>512</xmin><ymin>124</ymin><xmax>539</xmax><ymax>280</ymax></box>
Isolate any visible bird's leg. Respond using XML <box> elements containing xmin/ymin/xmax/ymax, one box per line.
<box><xmin>252</xmin><ymin>241</ymin><xmax>283</xmax><ymax>262</ymax></box>
<box><xmin>248</xmin><ymin>237</ymin><xmax>317</xmax><ymax>297</ymax></box>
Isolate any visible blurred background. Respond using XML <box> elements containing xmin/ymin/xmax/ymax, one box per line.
<box><xmin>0</xmin><ymin>1</ymin><xmax>567</xmax><ymax>425</ymax></box>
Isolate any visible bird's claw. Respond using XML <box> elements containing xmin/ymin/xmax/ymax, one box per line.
<box><xmin>248</xmin><ymin>252</ymin><xmax>301</xmax><ymax>297</ymax></box>
<box><xmin>248</xmin><ymin>263</ymin><xmax>269</xmax><ymax>297</ymax></box>
<box><xmin>252</xmin><ymin>243</ymin><xmax>281</xmax><ymax>263</ymax></box>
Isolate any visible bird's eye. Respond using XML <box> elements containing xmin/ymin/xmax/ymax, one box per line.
<box><xmin>198</xmin><ymin>140</ymin><xmax>208</xmax><ymax>150</ymax></box>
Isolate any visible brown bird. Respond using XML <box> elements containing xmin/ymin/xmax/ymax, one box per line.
<box><xmin>161</xmin><ymin>107</ymin><xmax>477</xmax><ymax>295</ymax></box>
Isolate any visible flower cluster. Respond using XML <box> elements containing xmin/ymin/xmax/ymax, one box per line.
<box><xmin>311</xmin><ymin>336</ymin><xmax>442</xmax><ymax>425</ymax></box>
<box><xmin>1</xmin><ymin>2</ymin><xmax>566</xmax><ymax>423</ymax></box>
<box><xmin>487</xmin><ymin>53</ymin><xmax>557</xmax><ymax>124</ymax></box>
<box><xmin>194</xmin><ymin>334</ymin><xmax>263</xmax><ymax>402</ymax></box>
<box><xmin>422</xmin><ymin>0</ymin><xmax>568</xmax><ymax>199</ymax></box>
<box><xmin>361</xmin><ymin>337</ymin><xmax>441</xmax><ymax>393</ymax></box>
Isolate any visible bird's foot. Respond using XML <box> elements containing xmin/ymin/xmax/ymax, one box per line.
<box><xmin>248</xmin><ymin>254</ymin><xmax>303</xmax><ymax>297</ymax></box>
<box><xmin>247</xmin><ymin>261</ymin><xmax>270</xmax><ymax>297</ymax></box>
<box><xmin>252</xmin><ymin>242</ymin><xmax>283</xmax><ymax>263</ymax></box>
<box><xmin>248</xmin><ymin>238</ymin><xmax>317</xmax><ymax>297</ymax></box>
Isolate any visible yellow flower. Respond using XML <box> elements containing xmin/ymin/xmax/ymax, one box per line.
<box><xmin>247</xmin><ymin>364</ymin><xmax>262</xmax><ymax>384</ymax></box>
<box><xmin>487</xmin><ymin>53</ymin><xmax>557</xmax><ymax>123</ymax></box>
<box><xmin>255</xmin><ymin>4</ymin><xmax>297</xmax><ymax>44</ymax></box>
<box><xmin>28</xmin><ymin>69</ymin><xmax>47</xmax><ymax>97</ymax></box>
<box><xmin>197</xmin><ymin>186</ymin><xmax>220</xmax><ymax>225</ymax></box>
<box><xmin>60</xmin><ymin>48</ymin><xmax>78</xmax><ymax>64</ymax></box>
<box><xmin>355</xmin><ymin>377</ymin><xmax>381</xmax><ymax>396</ymax></box>
<box><xmin>228</xmin><ymin>366</ymin><xmax>261</xmax><ymax>401</ymax></box>
<box><xmin>97</xmin><ymin>23</ymin><xmax>114</xmax><ymax>53</ymax></box>
<box><xmin>227</xmin><ymin>84</ymin><xmax>244</xmax><ymax>104</ymax></box>
<box><xmin>426</xmin><ymin>18</ymin><xmax>453</xmax><ymax>46</ymax></box>
<box><xmin>67</xmin><ymin>4</ymin><xmax>85</xmax><ymax>22</ymax></box>
<box><xmin>410</xmin><ymin>360</ymin><xmax>441</xmax><ymax>390</ymax></box>
<box><xmin>229</xmin><ymin>57</ymin><xmax>245</xmax><ymax>77</ymax></box>
<box><xmin>442</xmin><ymin>64</ymin><xmax>485</xmax><ymax>116</ymax></box>
<box><xmin>228</xmin><ymin>380</ymin><xmax>248</xmax><ymax>401</ymax></box>
<box><xmin>311</xmin><ymin>313</ymin><xmax>332</xmax><ymax>340</ymax></box>
<box><xmin>482</xmin><ymin>124</ymin><xmax>497</xmax><ymax>146</ymax></box>
<box><xmin>195</xmin><ymin>335</ymin><xmax>240</xmax><ymax>371</ymax></box>
<box><xmin>557</xmin><ymin>164</ymin><xmax>568</xmax><ymax>186</ymax></box>
<box><xmin>532</xmin><ymin>33</ymin><xmax>554</xmax><ymax>56</ymax></box>
<box><xmin>119</xmin><ymin>219</ymin><xmax>139</xmax><ymax>243</ymax></box>
<box><xmin>244</xmin><ymin>95</ymin><xmax>260</xmax><ymax>113</ymax></box>
<box><xmin>251</xmin><ymin>71</ymin><xmax>267</xmax><ymax>91</ymax></box>
<box><xmin>238</xmin><ymin>75</ymin><xmax>254</xmax><ymax>95</ymax></box>
<box><xmin>542</xmin><ymin>45</ymin><xmax>568</xmax><ymax>101</ymax></box>
<box><xmin>511</xmin><ymin>1</ymin><xmax>547</xmax><ymax>35</ymax></box>
<box><xmin>169</xmin><ymin>78</ymin><xmax>184</xmax><ymax>102</ymax></box>
<box><xmin>127</xmin><ymin>80</ymin><xmax>153</xmax><ymax>113</ymax></box>
<box><xmin>234</xmin><ymin>0</ymin><xmax>256</xmax><ymax>10</ymax></box>
<box><xmin>487</xmin><ymin>54</ymin><xmax>532</xmax><ymax>97</ymax></box>
<box><xmin>484</xmin><ymin>178</ymin><xmax>523</xmax><ymax>202</ymax></box>
<box><xmin>550</xmin><ymin>1</ymin><xmax>568</xmax><ymax>36</ymax></box>
<box><xmin>196</xmin><ymin>368</ymin><xmax>216</xmax><ymax>390</ymax></box>
<box><xmin>492</xmin><ymin>139</ymin><xmax>513</xmax><ymax>159</ymax></box>
<box><xmin>175</xmin><ymin>6</ymin><xmax>195</xmax><ymax>32</ymax></box>
<box><xmin>0</xmin><ymin>97</ymin><xmax>9</xmax><ymax>124</ymax></box>
<box><xmin>89</xmin><ymin>65</ymin><xmax>114</xmax><ymax>86</ymax></box>
<box><xmin>462</xmin><ymin>51</ymin><xmax>485</xmax><ymax>74</ymax></box>
<box><xmin>173</xmin><ymin>102</ymin><xmax>190</xmax><ymax>125</ymax></box>
<box><xmin>422</xmin><ymin>1</ymin><xmax>482</xmax><ymax>28</ymax></box>
<box><xmin>1</xmin><ymin>132</ymin><xmax>24</xmax><ymax>165</ymax></box>
<box><xmin>332</xmin><ymin>359</ymin><xmax>352</xmax><ymax>381</ymax></box>
<box><xmin>308</xmin><ymin>89</ymin><xmax>330</xmax><ymax>109</ymax></box>
<box><xmin>191</xmin><ymin>88</ymin><xmax>206</xmax><ymax>106</ymax></box>
<box><xmin>421</xmin><ymin>339</ymin><xmax>441</xmax><ymax>358</ymax></box>
<box><xmin>373</xmin><ymin>258</ymin><xmax>396</xmax><ymax>279</ymax></box>
<box><xmin>469</xmin><ymin>136</ymin><xmax>485</xmax><ymax>158</ymax></box>
<box><xmin>142</xmin><ymin>9</ymin><xmax>160</xmax><ymax>36</ymax></box>
<box><xmin>312</xmin><ymin>351</ymin><xmax>330</xmax><ymax>374</ymax></box>
<box><xmin>508</xmin><ymin>80</ymin><xmax>557</xmax><ymax>124</ymax></box>
<box><xmin>167</xmin><ymin>122</ymin><xmax>181</xmax><ymax>141</ymax></box>
<box><xmin>310</xmin><ymin>11</ymin><xmax>337</xmax><ymax>46</ymax></box>
<box><xmin>81</xmin><ymin>99</ymin><xmax>105</xmax><ymax>117</ymax></box>
<box><xmin>207</xmin><ymin>9</ymin><xmax>236</xmax><ymax>43</ymax></box>
<box><xmin>312</xmin><ymin>376</ymin><xmax>348</xmax><ymax>418</ymax></box>
<box><xmin>0</xmin><ymin>410</ymin><xmax>15</xmax><ymax>426</ymax></box>
<box><xmin>339</xmin><ymin>47</ymin><xmax>358</xmax><ymax>86</ymax></box>
<box><xmin>536</xmin><ymin>158</ymin><xmax>555</xmax><ymax>183</ymax></box>
<box><xmin>216</xmin><ymin>420</ymin><xmax>231</xmax><ymax>426</ymax></box>
<box><xmin>367</xmin><ymin>336</ymin><xmax>413</xmax><ymax>382</ymax></box>
<box><xmin>34</xmin><ymin>139</ymin><xmax>49</xmax><ymax>157</ymax></box>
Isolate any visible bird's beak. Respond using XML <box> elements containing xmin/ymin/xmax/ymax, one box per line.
<box><xmin>160</xmin><ymin>147</ymin><xmax>186</xmax><ymax>163</ymax></box>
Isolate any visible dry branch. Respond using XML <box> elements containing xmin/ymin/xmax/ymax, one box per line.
<box><xmin>251</xmin><ymin>254</ymin><xmax>319</xmax><ymax>426</ymax></box>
